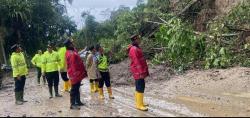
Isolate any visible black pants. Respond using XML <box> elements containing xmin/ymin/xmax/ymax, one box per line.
<box><xmin>14</xmin><ymin>76</ymin><xmax>26</xmax><ymax>92</ymax></box>
<box><xmin>37</xmin><ymin>67</ymin><xmax>46</xmax><ymax>84</ymax></box>
<box><xmin>70</xmin><ymin>82</ymin><xmax>81</xmax><ymax>105</ymax></box>
<box><xmin>46</xmin><ymin>71</ymin><xmax>59</xmax><ymax>87</ymax></box>
<box><xmin>135</xmin><ymin>79</ymin><xmax>145</xmax><ymax>93</ymax></box>
<box><xmin>61</xmin><ymin>72</ymin><xmax>69</xmax><ymax>82</ymax></box>
<box><xmin>99</xmin><ymin>71</ymin><xmax>111</xmax><ymax>88</ymax></box>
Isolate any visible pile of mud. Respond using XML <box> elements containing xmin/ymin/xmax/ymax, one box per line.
<box><xmin>109</xmin><ymin>59</ymin><xmax>175</xmax><ymax>86</ymax></box>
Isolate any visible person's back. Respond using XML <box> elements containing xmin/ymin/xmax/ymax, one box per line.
<box><xmin>66</xmin><ymin>50</ymin><xmax>87</xmax><ymax>84</ymax></box>
<box><xmin>42</xmin><ymin>50</ymin><xmax>60</xmax><ymax>73</ymax></box>
<box><xmin>86</xmin><ymin>53</ymin><xmax>98</xmax><ymax>79</ymax></box>
<box><xmin>58</xmin><ymin>47</ymin><xmax>67</xmax><ymax>72</ymax></box>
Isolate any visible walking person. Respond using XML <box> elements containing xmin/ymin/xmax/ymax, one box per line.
<box><xmin>64</xmin><ymin>39</ymin><xmax>87</xmax><ymax>110</ymax></box>
<box><xmin>10</xmin><ymin>44</ymin><xmax>28</xmax><ymax>105</ymax></box>
<box><xmin>42</xmin><ymin>43</ymin><xmax>62</xmax><ymax>99</ymax></box>
<box><xmin>127</xmin><ymin>34</ymin><xmax>149</xmax><ymax>111</ymax></box>
<box><xmin>96</xmin><ymin>46</ymin><xmax>114</xmax><ymax>99</ymax></box>
<box><xmin>31</xmin><ymin>50</ymin><xmax>46</xmax><ymax>85</ymax></box>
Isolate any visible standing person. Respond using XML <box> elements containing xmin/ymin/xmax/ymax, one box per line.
<box><xmin>127</xmin><ymin>34</ymin><xmax>149</xmax><ymax>111</ymax></box>
<box><xmin>31</xmin><ymin>50</ymin><xmax>46</xmax><ymax>85</ymax></box>
<box><xmin>42</xmin><ymin>43</ymin><xmax>62</xmax><ymax>99</ymax></box>
<box><xmin>58</xmin><ymin>43</ymin><xmax>71</xmax><ymax>92</ymax></box>
<box><xmin>86</xmin><ymin>46</ymin><xmax>99</xmax><ymax>93</ymax></box>
<box><xmin>96</xmin><ymin>46</ymin><xmax>114</xmax><ymax>99</ymax></box>
<box><xmin>64</xmin><ymin>39</ymin><xmax>87</xmax><ymax>110</ymax></box>
<box><xmin>10</xmin><ymin>44</ymin><xmax>28</xmax><ymax>105</ymax></box>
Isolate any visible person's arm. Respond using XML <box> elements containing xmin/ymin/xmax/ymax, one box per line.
<box><xmin>31</xmin><ymin>55</ymin><xmax>37</xmax><ymax>66</ymax></box>
<box><xmin>41</xmin><ymin>55</ymin><xmax>46</xmax><ymax>75</ymax></box>
<box><xmin>10</xmin><ymin>55</ymin><xmax>20</xmax><ymax>80</ymax></box>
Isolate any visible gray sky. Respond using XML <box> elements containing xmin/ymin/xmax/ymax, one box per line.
<box><xmin>65</xmin><ymin>0</ymin><xmax>138</xmax><ymax>29</ymax></box>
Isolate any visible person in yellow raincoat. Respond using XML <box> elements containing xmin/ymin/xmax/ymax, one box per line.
<box><xmin>42</xmin><ymin>43</ymin><xmax>62</xmax><ymax>99</ymax></box>
<box><xmin>58</xmin><ymin>43</ymin><xmax>71</xmax><ymax>92</ymax></box>
<box><xmin>10</xmin><ymin>44</ymin><xmax>28</xmax><ymax>105</ymax></box>
<box><xmin>31</xmin><ymin>50</ymin><xmax>46</xmax><ymax>85</ymax></box>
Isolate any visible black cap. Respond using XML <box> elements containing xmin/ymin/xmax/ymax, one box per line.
<box><xmin>130</xmin><ymin>34</ymin><xmax>139</xmax><ymax>41</ymax></box>
<box><xmin>63</xmin><ymin>39</ymin><xmax>72</xmax><ymax>47</ymax></box>
<box><xmin>95</xmin><ymin>44</ymin><xmax>101</xmax><ymax>51</ymax></box>
<box><xmin>88</xmin><ymin>45</ymin><xmax>95</xmax><ymax>51</ymax></box>
<box><xmin>47</xmin><ymin>40</ymin><xmax>56</xmax><ymax>48</ymax></box>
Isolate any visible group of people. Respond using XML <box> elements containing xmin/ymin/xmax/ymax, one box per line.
<box><xmin>10</xmin><ymin>34</ymin><xmax>150</xmax><ymax>111</ymax></box>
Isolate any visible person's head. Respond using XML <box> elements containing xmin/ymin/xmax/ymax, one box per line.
<box><xmin>63</xmin><ymin>39</ymin><xmax>74</xmax><ymax>50</ymax></box>
<box><xmin>11</xmin><ymin>44</ymin><xmax>21</xmax><ymax>53</ymax></box>
<box><xmin>130</xmin><ymin>34</ymin><xmax>141</xmax><ymax>45</ymax></box>
<box><xmin>95</xmin><ymin>44</ymin><xmax>101</xmax><ymax>52</ymax></box>
<box><xmin>88</xmin><ymin>46</ymin><xmax>96</xmax><ymax>53</ymax></box>
<box><xmin>38</xmin><ymin>50</ymin><xmax>42</xmax><ymax>55</ymax></box>
<box><xmin>99</xmin><ymin>46</ymin><xmax>104</xmax><ymax>54</ymax></box>
<box><xmin>47</xmin><ymin>44</ymin><xmax>53</xmax><ymax>53</ymax></box>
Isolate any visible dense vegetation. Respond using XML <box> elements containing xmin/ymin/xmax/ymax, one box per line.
<box><xmin>0</xmin><ymin>0</ymin><xmax>249</xmax><ymax>71</ymax></box>
<box><xmin>74</xmin><ymin>0</ymin><xmax>250</xmax><ymax>71</ymax></box>
<box><xmin>0</xmin><ymin>0</ymin><xmax>76</xmax><ymax>64</ymax></box>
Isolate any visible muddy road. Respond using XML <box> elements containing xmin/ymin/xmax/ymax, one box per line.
<box><xmin>1</xmin><ymin>66</ymin><xmax>250</xmax><ymax>117</ymax></box>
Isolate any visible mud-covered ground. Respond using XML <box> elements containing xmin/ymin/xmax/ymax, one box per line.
<box><xmin>0</xmin><ymin>61</ymin><xmax>250</xmax><ymax>117</ymax></box>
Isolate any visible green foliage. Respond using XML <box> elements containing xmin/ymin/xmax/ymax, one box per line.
<box><xmin>154</xmin><ymin>17</ymin><xmax>204</xmax><ymax>71</ymax></box>
<box><xmin>0</xmin><ymin>0</ymin><xmax>77</xmax><ymax>60</ymax></box>
<box><xmin>72</xmin><ymin>0</ymin><xmax>250</xmax><ymax>71</ymax></box>
<box><xmin>204</xmin><ymin>1</ymin><xmax>250</xmax><ymax>68</ymax></box>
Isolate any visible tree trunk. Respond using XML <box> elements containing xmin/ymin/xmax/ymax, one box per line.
<box><xmin>0</xmin><ymin>27</ymin><xmax>7</xmax><ymax>65</ymax></box>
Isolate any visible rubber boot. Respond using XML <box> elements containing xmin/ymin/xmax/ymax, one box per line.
<box><xmin>136</xmin><ymin>92</ymin><xmax>148</xmax><ymax>111</ymax></box>
<box><xmin>20</xmin><ymin>91</ymin><xmax>28</xmax><ymax>102</ymax></box>
<box><xmin>98</xmin><ymin>88</ymin><xmax>104</xmax><ymax>99</ymax></box>
<box><xmin>76</xmin><ymin>93</ymin><xmax>84</xmax><ymax>106</ymax></box>
<box><xmin>62</xmin><ymin>81</ymin><xmax>69</xmax><ymax>92</ymax></box>
<box><xmin>49</xmin><ymin>86</ymin><xmax>53</xmax><ymax>99</ymax></box>
<box><xmin>135</xmin><ymin>91</ymin><xmax>148</xmax><ymax>107</ymax></box>
<box><xmin>37</xmin><ymin>77</ymin><xmax>41</xmax><ymax>86</ymax></box>
<box><xmin>66</xmin><ymin>81</ymin><xmax>71</xmax><ymax>92</ymax></box>
<box><xmin>15</xmin><ymin>92</ymin><xmax>23</xmax><ymax>105</ymax></box>
<box><xmin>68</xmin><ymin>80</ymin><xmax>72</xmax><ymax>90</ymax></box>
<box><xmin>107</xmin><ymin>87</ymin><xmax>115</xmax><ymax>99</ymax></box>
<box><xmin>94</xmin><ymin>82</ymin><xmax>99</xmax><ymax>93</ymax></box>
<box><xmin>70</xmin><ymin>95</ymin><xmax>80</xmax><ymax>110</ymax></box>
<box><xmin>70</xmin><ymin>105</ymin><xmax>80</xmax><ymax>110</ymax></box>
<box><xmin>43</xmin><ymin>76</ymin><xmax>47</xmax><ymax>85</ymax></box>
<box><xmin>90</xmin><ymin>82</ymin><xmax>95</xmax><ymax>93</ymax></box>
<box><xmin>55</xmin><ymin>86</ymin><xmax>62</xmax><ymax>97</ymax></box>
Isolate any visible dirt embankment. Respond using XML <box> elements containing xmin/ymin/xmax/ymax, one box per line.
<box><xmin>110</xmin><ymin>59</ymin><xmax>250</xmax><ymax>117</ymax></box>
<box><xmin>109</xmin><ymin>59</ymin><xmax>174</xmax><ymax>86</ymax></box>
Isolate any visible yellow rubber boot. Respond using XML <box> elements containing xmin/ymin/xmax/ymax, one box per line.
<box><xmin>135</xmin><ymin>91</ymin><xmax>148</xmax><ymax>107</ymax></box>
<box><xmin>107</xmin><ymin>87</ymin><xmax>115</xmax><ymax>99</ymax></box>
<box><xmin>98</xmin><ymin>88</ymin><xmax>104</xmax><ymax>99</ymax></box>
<box><xmin>136</xmin><ymin>92</ymin><xmax>148</xmax><ymax>111</ymax></box>
<box><xmin>90</xmin><ymin>83</ymin><xmax>95</xmax><ymax>93</ymax></box>
<box><xmin>64</xmin><ymin>81</ymin><xmax>70</xmax><ymax>92</ymax></box>
<box><xmin>62</xmin><ymin>82</ymin><xmax>67</xmax><ymax>92</ymax></box>
<box><xmin>68</xmin><ymin>80</ymin><xmax>72</xmax><ymax>90</ymax></box>
<box><xmin>94</xmin><ymin>82</ymin><xmax>99</xmax><ymax>93</ymax></box>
